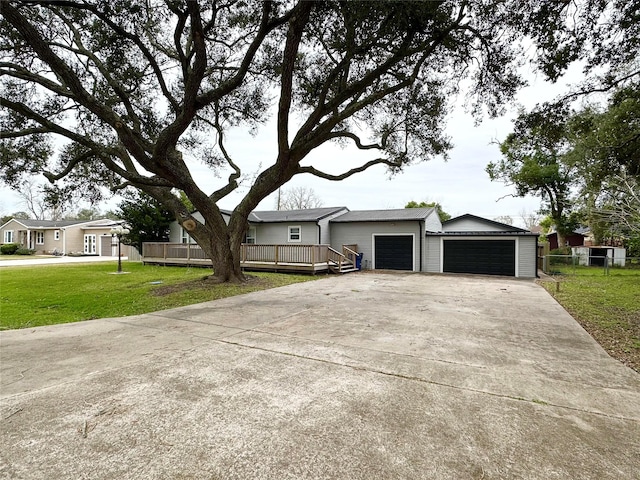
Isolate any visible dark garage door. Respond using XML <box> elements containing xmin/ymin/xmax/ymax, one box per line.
<box><xmin>443</xmin><ymin>240</ymin><xmax>515</xmax><ymax>276</ymax></box>
<box><xmin>374</xmin><ymin>235</ymin><xmax>413</xmax><ymax>270</ymax></box>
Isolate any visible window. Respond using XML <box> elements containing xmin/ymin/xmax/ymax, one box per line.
<box><xmin>180</xmin><ymin>227</ymin><xmax>196</xmax><ymax>244</ymax></box>
<box><xmin>3</xmin><ymin>230</ymin><xmax>13</xmax><ymax>243</ymax></box>
<box><xmin>35</xmin><ymin>231</ymin><xmax>44</xmax><ymax>245</ymax></box>
<box><xmin>288</xmin><ymin>225</ymin><xmax>301</xmax><ymax>243</ymax></box>
<box><xmin>54</xmin><ymin>230</ymin><xmax>60</xmax><ymax>241</ymax></box>
<box><xmin>243</xmin><ymin>226</ymin><xmax>256</xmax><ymax>244</ymax></box>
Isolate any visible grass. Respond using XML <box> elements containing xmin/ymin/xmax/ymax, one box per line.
<box><xmin>540</xmin><ymin>266</ymin><xmax>640</xmax><ymax>372</ymax></box>
<box><xmin>0</xmin><ymin>261</ymin><xmax>319</xmax><ymax>330</ymax></box>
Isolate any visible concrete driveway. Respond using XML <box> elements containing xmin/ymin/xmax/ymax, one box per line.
<box><xmin>1</xmin><ymin>273</ymin><xmax>638</xmax><ymax>479</ymax></box>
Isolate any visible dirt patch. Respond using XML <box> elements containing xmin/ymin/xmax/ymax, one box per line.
<box><xmin>151</xmin><ymin>274</ymin><xmax>269</xmax><ymax>296</ymax></box>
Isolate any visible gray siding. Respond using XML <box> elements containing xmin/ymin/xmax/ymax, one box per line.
<box><xmin>318</xmin><ymin>208</ymin><xmax>349</xmax><ymax>244</ymax></box>
<box><xmin>425</xmin><ymin>211</ymin><xmax>442</xmax><ymax>232</ymax></box>
<box><xmin>424</xmin><ymin>236</ymin><xmax>441</xmax><ymax>273</ymax></box>
<box><xmin>255</xmin><ymin>222</ymin><xmax>319</xmax><ymax>244</ymax></box>
<box><xmin>444</xmin><ymin>218</ymin><xmax>507</xmax><ymax>232</ymax></box>
<box><xmin>517</xmin><ymin>236</ymin><xmax>537</xmax><ymax>278</ymax></box>
<box><xmin>330</xmin><ymin>221</ymin><xmax>422</xmax><ymax>271</ymax></box>
<box><xmin>169</xmin><ymin>212</ymin><xmax>224</xmax><ymax>243</ymax></box>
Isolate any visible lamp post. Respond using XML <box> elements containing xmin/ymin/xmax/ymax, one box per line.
<box><xmin>110</xmin><ymin>225</ymin><xmax>130</xmax><ymax>274</ymax></box>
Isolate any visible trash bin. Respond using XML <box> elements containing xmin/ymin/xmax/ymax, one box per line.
<box><xmin>355</xmin><ymin>253</ymin><xmax>363</xmax><ymax>270</ymax></box>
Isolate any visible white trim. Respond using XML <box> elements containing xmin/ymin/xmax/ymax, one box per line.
<box><xmin>439</xmin><ymin>236</ymin><xmax>519</xmax><ymax>277</ymax></box>
<box><xmin>54</xmin><ymin>230</ymin><xmax>60</xmax><ymax>241</ymax></box>
<box><xmin>288</xmin><ymin>225</ymin><xmax>302</xmax><ymax>243</ymax></box>
<box><xmin>180</xmin><ymin>227</ymin><xmax>196</xmax><ymax>244</ymax></box>
<box><xmin>245</xmin><ymin>226</ymin><xmax>257</xmax><ymax>244</ymax></box>
<box><xmin>84</xmin><ymin>234</ymin><xmax>97</xmax><ymax>255</ymax></box>
<box><xmin>3</xmin><ymin>230</ymin><xmax>14</xmax><ymax>243</ymax></box>
<box><xmin>35</xmin><ymin>231</ymin><xmax>44</xmax><ymax>245</ymax></box>
<box><xmin>371</xmin><ymin>233</ymin><xmax>416</xmax><ymax>271</ymax></box>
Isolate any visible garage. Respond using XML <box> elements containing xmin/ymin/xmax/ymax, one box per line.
<box><xmin>374</xmin><ymin>235</ymin><xmax>413</xmax><ymax>270</ymax></box>
<box><xmin>443</xmin><ymin>239</ymin><xmax>516</xmax><ymax>276</ymax></box>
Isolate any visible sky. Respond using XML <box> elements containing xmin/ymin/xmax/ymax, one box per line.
<box><xmin>0</xmin><ymin>65</ymin><xmax>585</xmax><ymax>229</ymax></box>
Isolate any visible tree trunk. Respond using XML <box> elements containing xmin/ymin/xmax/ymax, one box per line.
<box><xmin>205</xmin><ymin>227</ymin><xmax>245</xmax><ymax>283</ymax></box>
<box><xmin>179</xmin><ymin>208</ymin><xmax>247</xmax><ymax>284</ymax></box>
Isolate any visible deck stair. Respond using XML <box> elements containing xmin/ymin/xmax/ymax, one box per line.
<box><xmin>328</xmin><ymin>245</ymin><xmax>360</xmax><ymax>274</ymax></box>
<box><xmin>329</xmin><ymin>259</ymin><xmax>357</xmax><ymax>273</ymax></box>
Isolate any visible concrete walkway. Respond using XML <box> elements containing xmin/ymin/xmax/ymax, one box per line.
<box><xmin>1</xmin><ymin>273</ymin><xmax>638</xmax><ymax>479</ymax></box>
<box><xmin>0</xmin><ymin>255</ymin><xmax>126</xmax><ymax>267</ymax></box>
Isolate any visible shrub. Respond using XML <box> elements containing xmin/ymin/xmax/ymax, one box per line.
<box><xmin>15</xmin><ymin>248</ymin><xmax>36</xmax><ymax>255</ymax></box>
<box><xmin>548</xmin><ymin>247</ymin><xmax>574</xmax><ymax>265</ymax></box>
<box><xmin>0</xmin><ymin>243</ymin><xmax>20</xmax><ymax>255</ymax></box>
<box><xmin>625</xmin><ymin>236</ymin><xmax>640</xmax><ymax>258</ymax></box>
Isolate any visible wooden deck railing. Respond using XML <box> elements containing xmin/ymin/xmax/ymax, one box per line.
<box><xmin>343</xmin><ymin>245</ymin><xmax>358</xmax><ymax>266</ymax></box>
<box><xmin>143</xmin><ymin>242</ymin><xmax>208</xmax><ymax>261</ymax></box>
<box><xmin>142</xmin><ymin>242</ymin><xmax>359</xmax><ymax>272</ymax></box>
<box><xmin>328</xmin><ymin>247</ymin><xmax>346</xmax><ymax>269</ymax></box>
<box><xmin>241</xmin><ymin>244</ymin><xmax>329</xmax><ymax>265</ymax></box>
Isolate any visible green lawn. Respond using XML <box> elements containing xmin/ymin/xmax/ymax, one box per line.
<box><xmin>0</xmin><ymin>261</ymin><xmax>318</xmax><ymax>330</ymax></box>
<box><xmin>541</xmin><ymin>266</ymin><xmax>640</xmax><ymax>372</ymax></box>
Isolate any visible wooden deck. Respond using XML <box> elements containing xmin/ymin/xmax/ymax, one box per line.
<box><xmin>142</xmin><ymin>243</ymin><xmax>359</xmax><ymax>274</ymax></box>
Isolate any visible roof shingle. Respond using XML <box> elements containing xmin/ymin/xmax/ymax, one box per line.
<box><xmin>330</xmin><ymin>208</ymin><xmax>435</xmax><ymax>223</ymax></box>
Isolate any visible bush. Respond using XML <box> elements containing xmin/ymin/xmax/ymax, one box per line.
<box><xmin>15</xmin><ymin>248</ymin><xmax>36</xmax><ymax>255</ymax></box>
<box><xmin>625</xmin><ymin>236</ymin><xmax>640</xmax><ymax>258</ymax></box>
<box><xmin>0</xmin><ymin>243</ymin><xmax>20</xmax><ymax>255</ymax></box>
<box><xmin>549</xmin><ymin>247</ymin><xmax>573</xmax><ymax>265</ymax></box>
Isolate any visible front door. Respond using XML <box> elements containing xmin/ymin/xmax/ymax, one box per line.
<box><xmin>84</xmin><ymin>234</ymin><xmax>97</xmax><ymax>255</ymax></box>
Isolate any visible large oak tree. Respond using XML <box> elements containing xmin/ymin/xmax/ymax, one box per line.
<box><xmin>0</xmin><ymin>0</ymin><xmax>624</xmax><ymax>281</ymax></box>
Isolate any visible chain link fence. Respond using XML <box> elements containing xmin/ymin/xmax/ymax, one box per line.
<box><xmin>541</xmin><ymin>255</ymin><xmax>640</xmax><ymax>276</ymax></box>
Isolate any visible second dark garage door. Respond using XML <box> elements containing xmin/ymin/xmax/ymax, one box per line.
<box><xmin>443</xmin><ymin>239</ymin><xmax>515</xmax><ymax>276</ymax></box>
<box><xmin>374</xmin><ymin>235</ymin><xmax>413</xmax><ymax>270</ymax></box>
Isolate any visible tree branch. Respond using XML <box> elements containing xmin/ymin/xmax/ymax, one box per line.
<box><xmin>0</xmin><ymin>96</ymin><xmax>103</xmax><ymax>150</ymax></box>
<box><xmin>194</xmin><ymin>1</ymin><xmax>291</xmax><ymax>108</ymax></box>
<box><xmin>0</xmin><ymin>64</ymin><xmax>73</xmax><ymax>99</ymax></box>
<box><xmin>0</xmin><ymin>127</ymin><xmax>49</xmax><ymax>139</ymax></box>
<box><xmin>298</xmin><ymin>157</ymin><xmax>402</xmax><ymax>181</ymax></box>
<box><xmin>46</xmin><ymin>0</ymin><xmax>180</xmax><ymax>112</ymax></box>
<box><xmin>276</xmin><ymin>1</ymin><xmax>313</xmax><ymax>154</ymax></box>
<box><xmin>325</xmin><ymin>131</ymin><xmax>385</xmax><ymax>150</ymax></box>
<box><xmin>200</xmin><ymin>106</ymin><xmax>242</xmax><ymax>203</ymax></box>
<box><xmin>50</xmin><ymin>7</ymin><xmax>142</xmax><ymax>132</ymax></box>
<box><xmin>2</xmin><ymin>3</ymin><xmax>153</xmax><ymax>164</ymax></box>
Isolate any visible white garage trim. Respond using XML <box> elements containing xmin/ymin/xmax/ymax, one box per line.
<box><xmin>371</xmin><ymin>233</ymin><xmax>415</xmax><ymax>271</ymax></box>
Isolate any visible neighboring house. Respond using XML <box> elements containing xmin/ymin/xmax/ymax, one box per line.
<box><xmin>0</xmin><ymin>218</ymin><xmax>126</xmax><ymax>256</ymax></box>
<box><xmin>166</xmin><ymin>207</ymin><xmax>539</xmax><ymax>278</ymax></box>
<box><xmin>546</xmin><ymin>230</ymin><xmax>587</xmax><ymax>250</ymax></box>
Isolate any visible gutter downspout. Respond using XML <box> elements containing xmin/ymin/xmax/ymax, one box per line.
<box><xmin>418</xmin><ymin>220</ymin><xmax>423</xmax><ymax>272</ymax></box>
<box><xmin>535</xmin><ymin>234</ymin><xmax>539</xmax><ymax>278</ymax></box>
<box><xmin>62</xmin><ymin>227</ymin><xmax>66</xmax><ymax>255</ymax></box>
<box><xmin>317</xmin><ymin>221</ymin><xmax>321</xmax><ymax>244</ymax></box>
